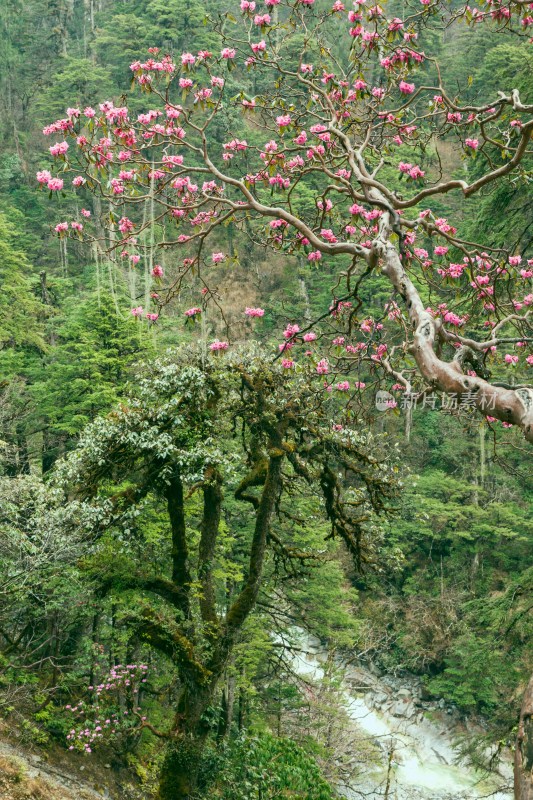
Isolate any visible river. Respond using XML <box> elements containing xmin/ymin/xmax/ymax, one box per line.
<box><xmin>283</xmin><ymin>628</ymin><xmax>513</xmax><ymax>800</ymax></box>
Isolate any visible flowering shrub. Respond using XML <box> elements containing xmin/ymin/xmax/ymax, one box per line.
<box><xmin>65</xmin><ymin>658</ymin><xmax>148</xmax><ymax>754</ymax></box>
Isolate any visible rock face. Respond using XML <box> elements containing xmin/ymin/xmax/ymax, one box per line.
<box><xmin>286</xmin><ymin>628</ymin><xmax>514</xmax><ymax>800</ymax></box>
<box><xmin>0</xmin><ymin>740</ymin><xmax>118</xmax><ymax>800</ymax></box>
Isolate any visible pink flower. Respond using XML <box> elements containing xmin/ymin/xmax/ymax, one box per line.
<box><xmin>371</xmin><ymin>344</ymin><xmax>388</xmax><ymax>361</ymax></box>
<box><xmin>336</xmin><ymin>381</ymin><xmax>350</xmax><ymax>391</ymax></box>
<box><xmin>408</xmin><ymin>165</ymin><xmax>425</xmax><ymax>180</ymax></box>
<box><xmin>72</xmin><ymin>176</ymin><xmax>85</xmax><ymax>187</ymax></box>
<box><xmin>316</xmin><ymin>358</ymin><xmax>329</xmax><ymax>375</ymax></box>
<box><xmin>399</xmin><ymin>81</ymin><xmax>415</xmax><ymax>95</ymax></box>
<box><xmin>211</xmin><ymin>252</ymin><xmax>226</xmax><ymax>263</ymax></box>
<box><xmin>504</xmin><ymin>354</ymin><xmax>518</xmax><ymax>365</ymax></box>
<box><xmin>508</xmin><ymin>255</ymin><xmax>521</xmax><ymax>267</ymax></box>
<box><xmin>245</xmin><ymin>307</ymin><xmax>265</xmax><ymax>317</ymax></box>
<box><xmin>354</xmin><ymin>381</ymin><xmax>366</xmax><ymax>389</ymax></box>
<box><xmin>303</xmin><ymin>332</ymin><xmax>317</xmax><ymax>342</ymax></box>
<box><xmin>119</xmin><ymin>217</ymin><xmax>134</xmax><ymax>234</ymax></box>
<box><xmin>320</xmin><ymin>229</ymin><xmax>337</xmax><ymax>243</ymax></box>
<box><xmin>282</xmin><ymin>359</ymin><xmax>295</xmax><ymax>369</ymax></box>
<box><xmin>49</xmin><ymin>141</ymin><xmax>69</xmax><ymax>157</ymax></box>
<box><xmin>151</xmin><ymin>265</ymin><xmax>164</xmax><ymax>278</ymax></box>
<box><xmin>279</xmin><ymin>342</ymin><xmax>294</xmax><ymax>352</ymax></box>
<box><xmin>181</xmin><ymin>52</ymin><xmax>196</xmax><ymax>66</ymax></box>
<box><xmin>131</xmin><ymin>306</ymin><xmax>144</xmax><ymax>317</ymax></box>
<box><xmin>443</xmin><ymin>311</ymin><xmax>463</xmax><ymax>326</ymax></box>
<box><xmin>210</xmin><ymin>340</ymin><xmax>229</xmax><ymax>351</ymax></box>
<box><xmin>36</xmin><ymin>170</ymin><xmax>52</xmax><ymax>184</ymax></box>
<box><xmin>388</xmin><ymin>17</ymin><xmax>404</xmax><ymax>30</ymax></box>
<box><xmin>465</xmin><ymin>138</ymin><xmax>479</xmax><ymax>150</ymax></box>
<box><xmin>81</xmin><ymin>208</ymin><xmax>91</xmax><ymax>218</ymax></box>
<box><xmin>47</xmin><ymin>178</ymin><xmax>64</xmax><ymax>191</ymax></box>
<box><xmin>221</xmin><ymin>48</ymin><xmax>236</xmax><ymax>59</ymax></box>
<box><xmin>276</xmin><ymin>114</ymin><xmax>291</xmax><ymax>127</ymax></box>
<box><xmin>308</xmin><ymin>250</ymin><xmax>322</xmax><ymax>261</ymax></box>
<box><xmin>55</xmin><ymin>221</ymin><xmax>68</xmax><ymax>233</ymax></box>
<box><xmin>283</xmin><ymin>323</ymin><xmax>300</xmax><ymax>339</ymax></box>
<box><xmin>293</xmin><ymin>131</ymin><xmax>307</xmax><ymax>145</ymax></box>
<box><xmin>434</xmin><ymin>246</ymin><xmax>449</xmax><ymax>256</ymax></box>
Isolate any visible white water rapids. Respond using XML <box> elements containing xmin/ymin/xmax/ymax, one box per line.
<box><xmin>283</xmin><ymin>628</ymin><xmax>513</xmax><ymax>800</ymax></box>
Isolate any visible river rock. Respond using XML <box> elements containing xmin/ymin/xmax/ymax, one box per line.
<box><xmin>397</xmin><ymin>688</ymin><xmax>412</xmax><ymax>700</ymax></box>
<box><xmin>390</xmin><ymin>699</ymin><xmax>416</xmax><ymax>718</ymax></box>
<box><xmin>370</xmin><ymin>691</ymin><xmax>389</xmax><ymax>709</ymax></box>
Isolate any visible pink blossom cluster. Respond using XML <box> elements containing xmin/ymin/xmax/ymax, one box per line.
<box><xmin>398</xmin><ymin>162</ymin><xmax>425</xmax><ymax>180</ymax></box>
<box><xmin>36</xmin><ymin>170</ymin><xmax>64</xmax><ymax>191</ymax></box>
<box><xmin>49</xmin><ymin>141</ymin><xmax>69</xmax><ymax>157</ymax></box>
<box><xmin>210</xmin><ymin>340</ymin><xmax>229</xmax><ymax>351</ymax></box>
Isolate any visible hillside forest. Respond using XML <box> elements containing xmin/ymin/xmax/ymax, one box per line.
<box><xmin>0</xmin><ymin>0</ymin><xmax>532</xmax><ymax>799</ymax></box>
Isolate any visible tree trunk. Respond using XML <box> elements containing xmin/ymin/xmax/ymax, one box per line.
<box><xmin>158</xmin><ymin>685</ymin><xmax>214</xmax><ymax>800</ymax></box>
<box><xmin>158</xmin><ymin>736</ymin><xmax>206</xmax><ymax>800</ymax></box>
<box><xmin>515</xmin><ymin>673</ymin><xmax>533</xmax><ymax>800</ymax></box>
<box><xmin>216</xmin><ymin>673</ymin><xmax>235</xmax><ymax>741</ymax></box>
<box><xmin>157</xmin><ymin>448</ymin><xmax>283</xmax><ymax>797</ymax></box>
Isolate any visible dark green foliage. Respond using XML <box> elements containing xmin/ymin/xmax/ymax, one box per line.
<box><xmin>209</xmin><ymin>734</ymin><xmax>335</xmax><ymax>800</ymax></box>
<box><xmin>29</xmin><ymin>293</ymin><xmax>147</xmax><ymax>459</ymax></box>
<box><xmin>0</xmin><ymin>212</ymin><xmax>45</xmax><ymax>352</ymax></box>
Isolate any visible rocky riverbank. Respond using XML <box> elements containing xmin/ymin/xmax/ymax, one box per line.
<box><xmin>287</xmin><ymin>628</ymin><xmax>514</xmax><ymax>800</ymax></box>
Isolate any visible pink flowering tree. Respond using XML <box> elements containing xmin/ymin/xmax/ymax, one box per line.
<box><xmin>37</xmin><ymin>0</ymin><xmax>533</xmax><ymax>442</ymax></box>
